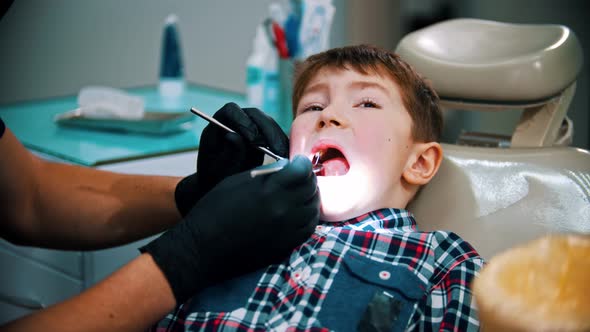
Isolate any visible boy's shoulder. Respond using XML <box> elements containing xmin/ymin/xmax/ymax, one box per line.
<box><xmin>336</xmin><ymin>208</ymin><xmax>483</xmax><ymax>281</ymax></box>
<box><xmin>353</xmin><ymin>227</ymin><xmax>483</xmax><ymax>293</ymax></box>
<box><xmin>372</xmin><ymin>226</ymin><xmax>483</xmax><ymax>285</ymax></box>
<box><xmin>393</xmin><ymin>227</ymin><xmax>481</xmax><ymax>261</ymax></box>
<box><xmin>426</xmin><ymin>229</ymin><xmax>482</xmax><ymax>261</ymax></box>
<box><xmin>344</xmin><ymin>208</ymin><xmax>481</xmax><ymax>264</ymax></box>
<box><xmin>425</xmin><ymin>229</ymin><xmax>481</xmax><ymax>260</ymax></box>
<box><xmin>414</xmin><ymin>229</ymin><xmax>484</xmax><ymax>286</ymax></box>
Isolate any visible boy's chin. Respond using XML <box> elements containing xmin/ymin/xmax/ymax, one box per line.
<box><xmin>320</xmin><ymin>211</ymin><xmax>353</xmax><ymax>222</ymax></box>
<box><xmin>317</xmin><ymin>174</ymin><xmax>368</xmax><ymax>222</ymax></box>
<box><xmin>319</xmin><ymin>204</ymin><xmax>369</xmax><ymax>222</ymax></box>
<box><xmin>318</xmin><ymin>191</ymin><xmax>367</xmax><ymax>222</ymax></box>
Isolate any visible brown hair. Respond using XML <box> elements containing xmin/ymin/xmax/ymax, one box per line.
<box><xmin>292</xmin><ymin>44</ymin><xmax>442</xmax><ymax>142</ymax></box>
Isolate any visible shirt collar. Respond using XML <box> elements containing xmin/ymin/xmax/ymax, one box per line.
<box><xmin>319</xmin><ymin>208</ymin><xmax>418</xmax><ymax>232</ymax></box>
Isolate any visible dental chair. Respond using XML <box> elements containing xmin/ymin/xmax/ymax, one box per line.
<box><xmin>398</xmin><ymin>18</ymin><xmax>590</xmax><ymax>260</ymax></box>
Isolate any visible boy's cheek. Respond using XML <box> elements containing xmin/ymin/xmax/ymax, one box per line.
<box><xmin>288</xmin><ymin>119</ymin><xmax>311</xmax><ymax>157</ymax></box>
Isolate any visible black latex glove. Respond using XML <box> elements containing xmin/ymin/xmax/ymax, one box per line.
<box><xmin>175</xmin><ymin>102</ymin><xmax>289</xmax><ymax>216</ymax></box>
<box><xmin>141</xmin><ymin>155</ymin><xmax>319</xmax><ymax>304</ymax></box>
<box><xmin>0</xmin><ymin>117</ymin><xmax>5</xmax><ymax>139</ymax></box>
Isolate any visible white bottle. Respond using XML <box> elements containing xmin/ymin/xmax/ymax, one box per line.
<box><xmin>246</xmin><ymin>25</ymin><xmax>279</xmax><ymax>117</ymax></box>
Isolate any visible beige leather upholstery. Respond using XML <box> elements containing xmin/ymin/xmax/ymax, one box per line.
<box><xmin>395</xmin><ymin>18</ymin><xmax>583</xmax><ymax>102</ymax></box>
<box><xmin>396</xmin><ymin>18</ymin><xmax>584</xmax><ymax>148</ymax></box>
<box><xmin>408</xmin><ymin>144</ymin><xmax>590</xmax><ymax>260</ymax></box>
<box><xmin>396</xmin><ymin>18</ymin><xmax>590</xmax><ymax>258</ymax></box>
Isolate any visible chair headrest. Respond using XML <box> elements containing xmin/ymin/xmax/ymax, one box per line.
<box><xmin>396</xmin><ymin>18</ymin><xmax>583</xmax><ymax>103</ymax></box>
<box><xmin>408</xmin><ymin>143</ymin><xmax>590</xmax><ymax>260</ymax></box>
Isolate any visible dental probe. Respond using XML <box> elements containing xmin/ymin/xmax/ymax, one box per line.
<box><xmin>190</xmin><ymin>107</ymin><xmax>285</xmax><ymax>161</ymax></box>
<box><xmin>190</xmin><ymin>107</ymin><xmax>323</xmax><ymax>178</ymax></box>
<box><xmin>248</xmin><ymin>152</ymin><xmax>323</xmax><ymax>178</ymax></box>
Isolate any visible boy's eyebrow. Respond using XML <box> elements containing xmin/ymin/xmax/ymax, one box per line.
<box><xmin>302</xmin><ymin>81</ymin><xmax>389</xmax><ymax>97</ymax></box>
<box><xmin>301</xmin><ymin>82</ymin><xmax>328</xmax><ymax>96</ymax></box>
<box><xmin>348</xmin><ymin>81</ymin><xmax>390</xmax><ymax>95</ymax></box>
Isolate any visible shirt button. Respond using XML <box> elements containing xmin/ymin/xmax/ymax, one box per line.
<box><xmin>379</xmin><ymin>270</ymin><xmax>391</xmax><ymax>280</ymax></box>
<box><xmin>316</xmin><ymin>225</ymin><xmax>323</xmax><ymax>231</ymax></box>
<box><xmin>293</xmin><ymin>270</ymin><xmax>302</xmax><ymax>280</ymax></box>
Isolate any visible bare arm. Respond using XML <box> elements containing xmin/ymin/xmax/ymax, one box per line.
<box><xmin>0</xmin><ymin>253</ymin><xmax>176</xmax><ymax>332</ymax></box>
<box><xmin>0</xmin><ymin>126</ymin><xmax>182</xmax><ymax>250</ymax></box>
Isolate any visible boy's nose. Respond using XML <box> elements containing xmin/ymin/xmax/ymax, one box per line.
<box><xmin>316</xmin><ymin>106</ymin><xmax>349</xmax><ymax>130</ymax></box>
<box><xmin>317</xmin><ymin>118</ymin><xmax>341</xmax><ymax>129</ymax></box>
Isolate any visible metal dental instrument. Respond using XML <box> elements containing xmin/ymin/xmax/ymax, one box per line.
<box><xmin>311</xmin><ymin>151</ymin><xmax>323</xmax><ymax>175</ymax></box>
<box><xmin>190</xmin><ymin>107</ymin><xmax>324</xmax><ymax>178</ymax></box>
<box><xmin>190</xmin><ymin>107</ymin><xmax>285</xmax><ymax>161</ymax></box>
<box><xmin>249</xmin><ymin>164</ymin><xmax>287</xmax><ymax>178</ymax></box>
<box><xmin>250</xmin><ymin>152</ymin><xmax>323</xmax><ymax>178</ymax></box>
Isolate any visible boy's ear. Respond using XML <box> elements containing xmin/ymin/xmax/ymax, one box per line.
<box><xmin>402</xmin><ymin>142</ymin><xmax>443</xmax><ymax>185</ymax></box>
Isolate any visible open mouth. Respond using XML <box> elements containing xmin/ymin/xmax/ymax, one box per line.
<box><xmin>312</xmin><ymin>146</ymin><xmax>350</xmax><ymax>176</ymax></box>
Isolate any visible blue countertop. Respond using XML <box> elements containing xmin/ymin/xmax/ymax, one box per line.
<box><xmin>0</xmin><ymin>84</ymin><xmax>247</xmax><ymax>166</ymax></box>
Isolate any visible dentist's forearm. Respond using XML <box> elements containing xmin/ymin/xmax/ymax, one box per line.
<box><xmin>1</xmin><ymin>126</ymin><xmax>183</xmax><ymax>250</ymax></box>
<box><xmin>1</xmin><ymin>253</ymin><xmax>176</xmax><ymax>332</ymax></box>
<box><xmin>33</xmin><ymin>160</ymin><xmax>184</xmax><ymax>249</ymax></box>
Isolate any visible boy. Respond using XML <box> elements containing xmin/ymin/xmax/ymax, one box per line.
<box><xmin>153</xmin><ymin>45</ymin><xmax>483</xmax><ymax>331</ymax></box>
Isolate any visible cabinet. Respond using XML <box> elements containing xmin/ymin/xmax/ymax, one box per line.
<box><xmin>0</xmin><ymin>241</ymin><xmax>83</xmax><ymax>323</ymax></box>
<box><xmin>0</xmin><ymin>150</ymin><xmax>197</xmax><ymax>324</ymax></box>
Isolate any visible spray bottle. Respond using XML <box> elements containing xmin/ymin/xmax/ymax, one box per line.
<box><xmin>246</xmin><ymin>25</ymin><xmax>279</xmax><ymax>119</ymax></box>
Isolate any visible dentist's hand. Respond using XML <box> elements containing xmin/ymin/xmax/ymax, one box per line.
<box><xmin>175</xmin><ymin>102</ymin><xmax>289</xmax><ymax>216</ymax></box>
<box><xmin>141</xmin><ymin>156</ymin><xmax>319</xmax><ymax>304</ymax></box>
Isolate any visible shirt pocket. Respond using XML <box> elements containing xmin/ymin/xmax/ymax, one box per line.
<box><xmin>317</xmin><ymin>252</ymin><xmax>427</xmax><ymax>332</ymax></box>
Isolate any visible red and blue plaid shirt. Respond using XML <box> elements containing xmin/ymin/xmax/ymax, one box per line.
<box><xmin>152</xmin><ymin>208</ymin><xmax>483</xmax><ymax>331</ymax></box>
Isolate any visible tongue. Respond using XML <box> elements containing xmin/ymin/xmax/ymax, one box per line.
<box><xmin>322</xmin><ymin>157</ymin><xmax>349</xmax><ymax>176</ymax></box>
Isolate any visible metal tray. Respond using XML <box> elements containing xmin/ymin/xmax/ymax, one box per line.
<box><xmin>54</xmin><ymin>110</ymin><xmax>194</xmax><ymax>135</ymax></box>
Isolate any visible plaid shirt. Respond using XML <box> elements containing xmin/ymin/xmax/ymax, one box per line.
<box><xmin>153</xmin><ymin>208</ymin><xmax>483</xmax><ymax>332</ymax></box>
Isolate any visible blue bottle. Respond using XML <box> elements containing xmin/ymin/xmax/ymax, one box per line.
<box><xmin>159</xmin><ymin>14</ymin><xmax>185</xmax><ymax>101</ymax></box>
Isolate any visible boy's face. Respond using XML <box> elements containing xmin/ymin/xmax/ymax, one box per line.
<box><xmin>290</xmin><ymin>67</ymin><xmax>417</xmax><ymax>221</ymax></box>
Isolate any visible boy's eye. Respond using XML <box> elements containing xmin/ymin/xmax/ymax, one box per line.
<box><xmin>356</xmin><ymin>98</ymin><xmax>380</xmax><ymax>109</ymax></box>
<box><xmin>302</xmin><ymin>104</ymin><xmax>324</xmax><ymax>113</ymax></box>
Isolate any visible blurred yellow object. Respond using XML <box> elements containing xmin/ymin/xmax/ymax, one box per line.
<box><xmin>473</xmin><ymin>234</ymin><xmax>590</xmax><ymax>332</ymax></box>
